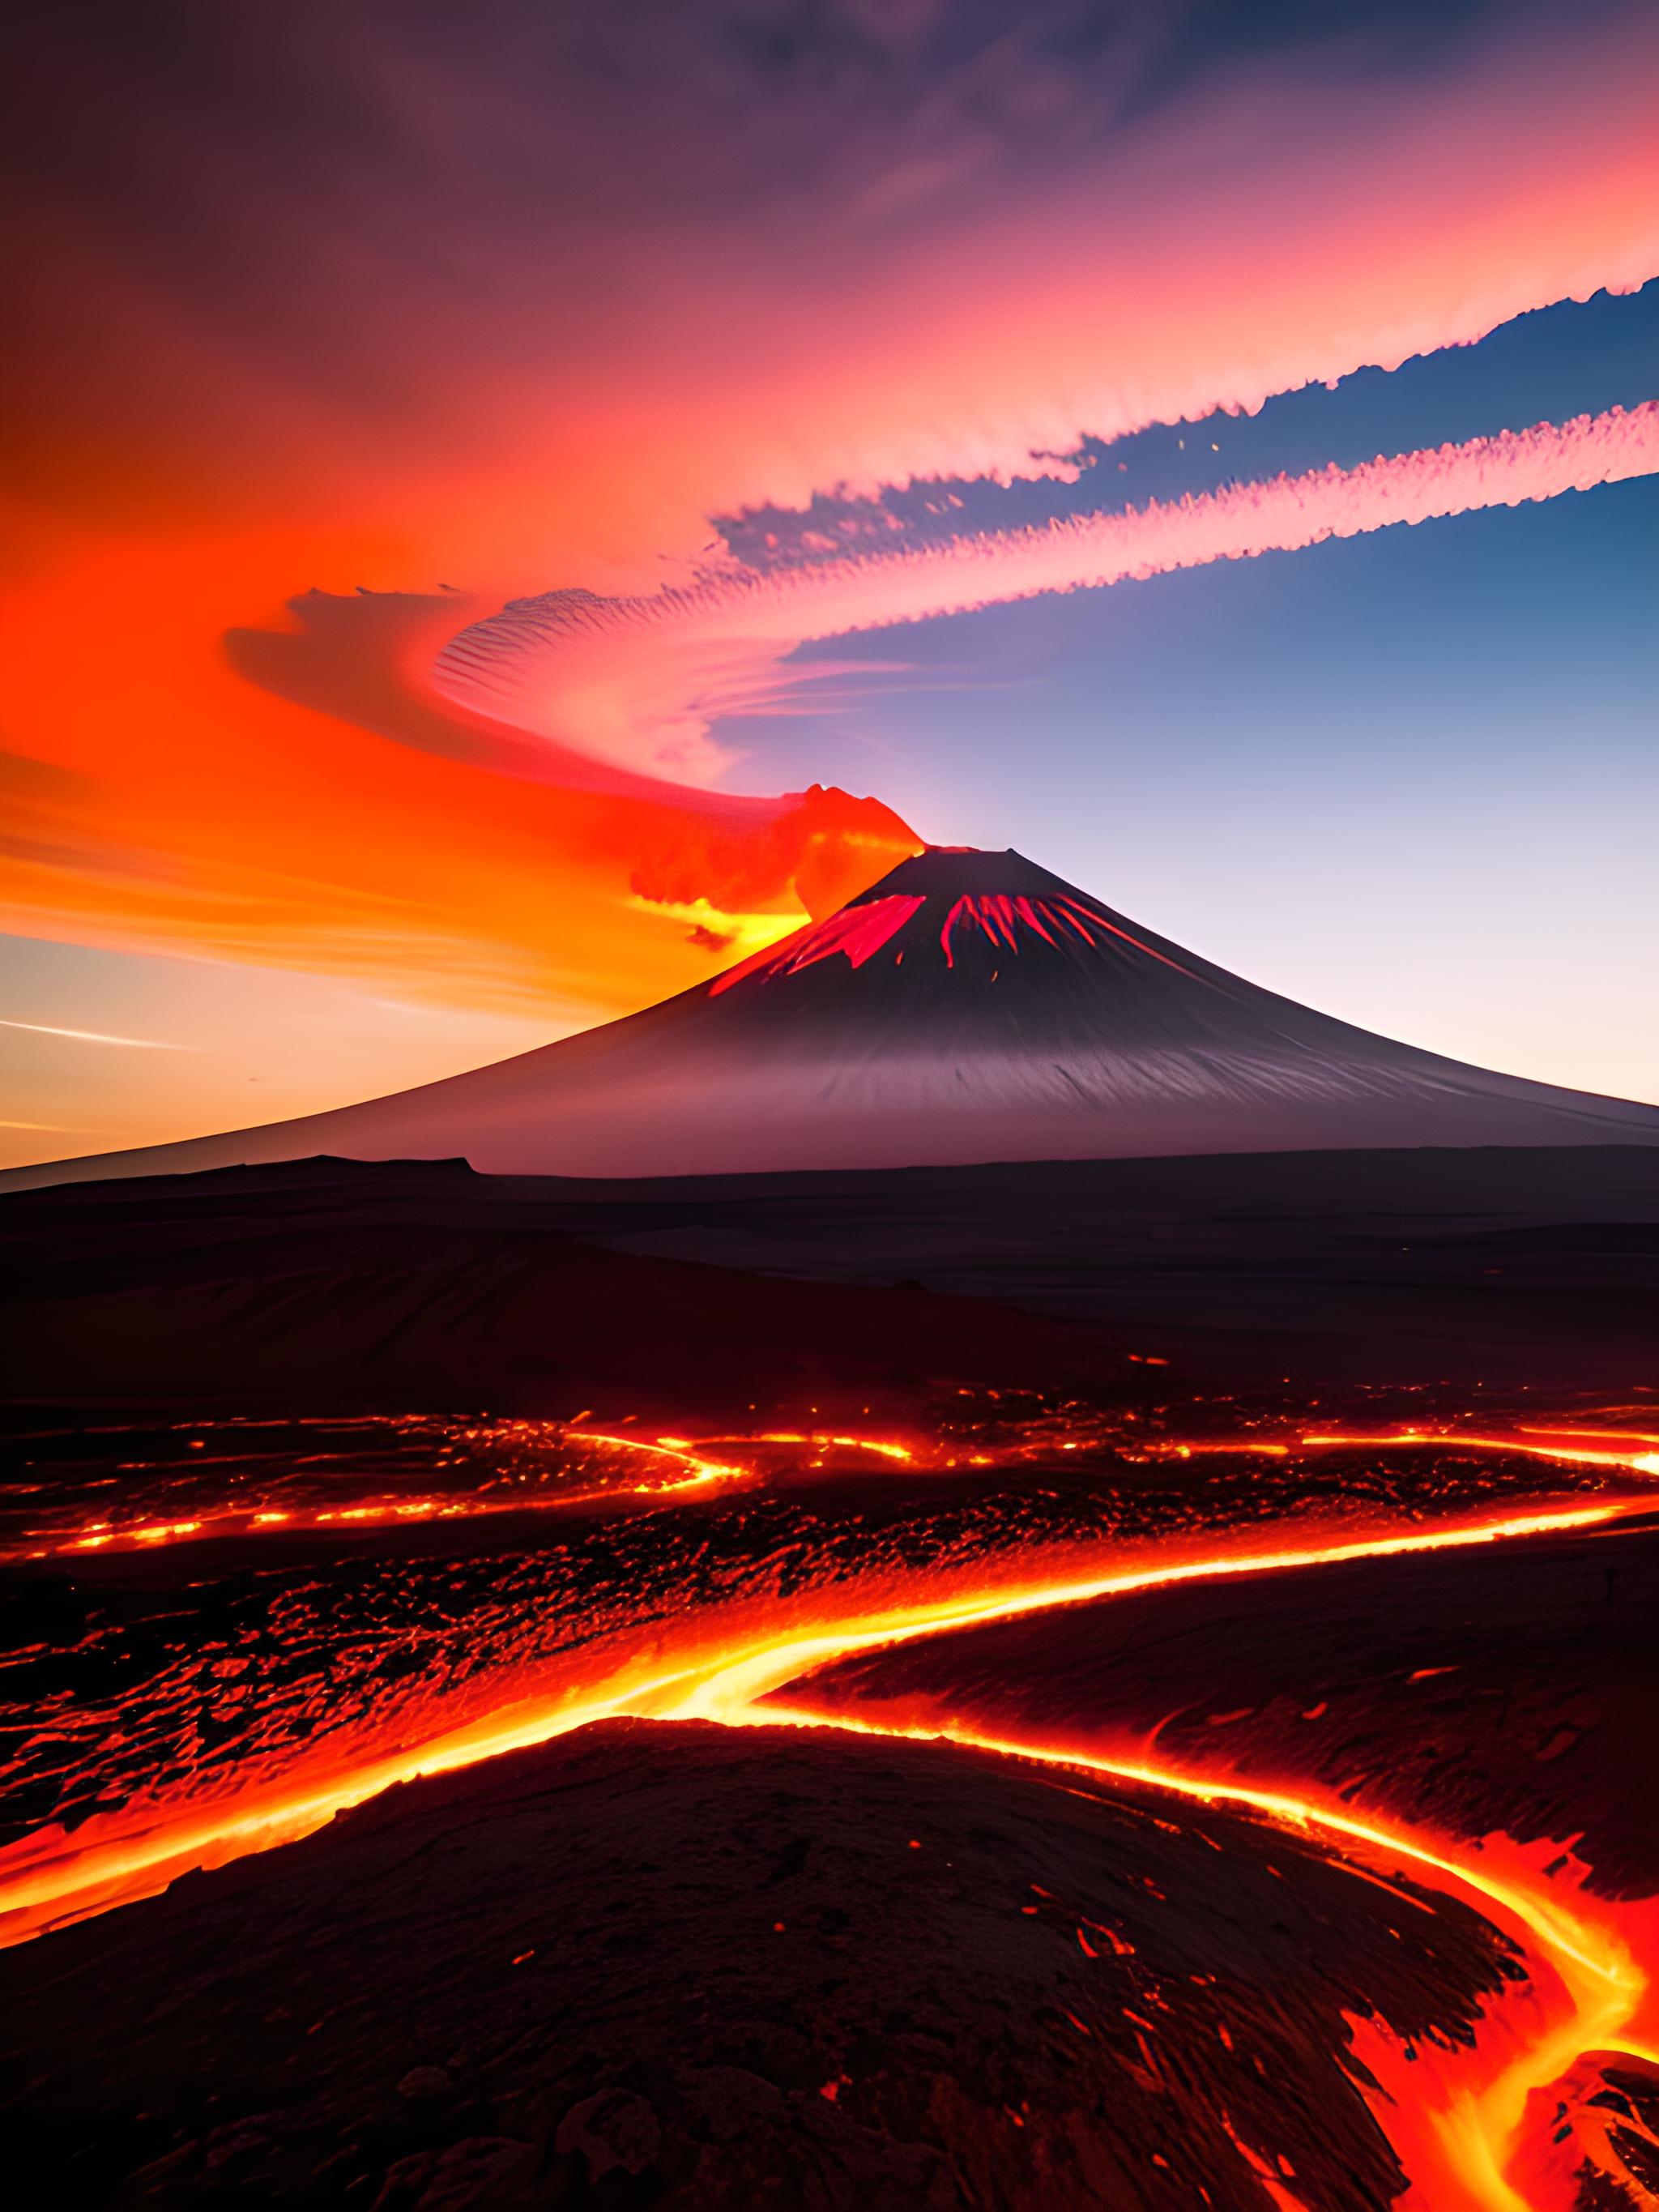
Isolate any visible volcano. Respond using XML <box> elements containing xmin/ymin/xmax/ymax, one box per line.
<box><xmin>10</xmin><ymin>848</ymin><xmax>1657</xmax><ymax>1189</ymax></box>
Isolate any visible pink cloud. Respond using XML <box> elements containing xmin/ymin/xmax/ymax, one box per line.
<box><xmin>9</xmin><ymin>7</ymin><xmax>1656</xmax><ymax>591</ymax></box>
<box><xmin>431</xmin><ymin>404</ymin><xmax>1659</xmax><ymax>784</ymax></box>
<box><xmin>6</xmin><ymin>4</ymin><xmax>1657</xmax><ymax>1029</ymax></box>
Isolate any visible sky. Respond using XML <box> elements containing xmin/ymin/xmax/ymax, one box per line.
<box><xmin>2</xmin><ymin>0</ymin><xmax>1656</xmax><ymax>1166</ymax></box>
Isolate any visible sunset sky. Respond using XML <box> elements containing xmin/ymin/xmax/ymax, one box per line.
<box><xmin>2</xmin><ymin>0</ymin><xmax>1656</xmax><ymax>1166</ymax></box>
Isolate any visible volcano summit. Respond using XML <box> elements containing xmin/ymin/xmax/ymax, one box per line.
<box><xmin>10</xmin><ymin>848</ymin><xmax>1657</xmax><ymax>1189</ymax></box>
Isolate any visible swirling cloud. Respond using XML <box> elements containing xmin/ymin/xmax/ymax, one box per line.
<box><xmin>430</xmin><ymin>405</ymin><xmax>1659</xmax><ymax>784</ymax></box>
<box><xmin>2</xmin><ymin>1</ymin><xmax>1654</xmax><ymax>1045</ymax></box>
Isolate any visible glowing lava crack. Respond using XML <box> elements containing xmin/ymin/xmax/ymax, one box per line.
<box><xmin>655</xmin><ymin>1501</ymin><xmax>1659</xmax><ymax>2205</ymax></box>
<box><xmin>6</xmin><ymin>1484</ymin><xmax>1659</xmax><ymax>2206</ymax></box>
<box><xmin>685</xmin><ymin>1668</ymin><xmax>1656</xmax><ymax>2211</ymax></box>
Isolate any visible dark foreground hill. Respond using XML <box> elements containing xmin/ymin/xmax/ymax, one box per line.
<box><xmin>0</xmin><ymin>1157</ymin><xmax>1123</xmax><ymax>1424</ymax></box>
<box><xmin>0</xmin><ymin>1719</ymin><xmax>1521</xmax><ymax>2212</ymax></box>
<box><xmin>5</xmin><ymin>1144</ymin><xmax>1656</xmax><ymax>1409</ymax></box>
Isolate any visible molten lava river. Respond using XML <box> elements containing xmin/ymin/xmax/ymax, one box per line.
<box><xmin>3</xmin><ymin>1396</ymin><xmax>1658</xmax><ymax>2208</ymax></box>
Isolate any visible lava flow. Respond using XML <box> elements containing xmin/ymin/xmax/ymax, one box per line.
<box><xmin>1303</xmin><ymin>1429</ymin><xmax>1659</xmax><ymax>1480</ymax></box>
<box><xmin>0</xmin><ymin>1416</ymin><xmax>764</xmax><ymax>1563</ymax></box>
<box><xmin>4</xmin><ymin>1411</ymin><xmax>1658</xmax><ymax>2208</ymax></box>
<box><xmin>680</xmin><ymin>1586</ymin><xmax>1659</xmax><ymax>2211</ymax></box>
<box><xmin>0</xmin><ymin>1489</ymin><xmax>1633</xmax><ymax>1937</ymax></box>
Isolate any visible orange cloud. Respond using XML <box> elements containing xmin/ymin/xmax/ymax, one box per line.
<box><xmin>2</xmin><ymin>4</ymin><xmax>1654</xmax><ymax>1030</ymax></box>
<box><xmin>0</xmin><ymin>534</ymin><xmax>918</xmax><ymax>1025</ymax></box>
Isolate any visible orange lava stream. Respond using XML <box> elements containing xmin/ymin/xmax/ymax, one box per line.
<box><xmin>6</xmin><ymin>1465</ymin><xmax>1657</xmax><ymax>2204</ymax></box>
<box><xmin>19</xmin><ymin>1420</ymin><xmax>1653</xmax><ymax>1565</ymax></box>
<box><xmin>1303</xmin><ymin>1428</ymin><xmax>1659</xmax><ymax>1479</ymax></box>
<box><xmin>0</xmin><ymin>1499</ymin><xmax>1633</xmax><ymax>1937</ymax></box>
<box><xmin>695</xmin><ymin>1431</ymin><xmax>916</xmax><ymax>1463</ymax></box>
<box><xmin>684</xmin><ymin>1689</ymin><xmax>1656</xmax><ymax>2208</ymax></box>
<box><xmin>2</xmin><ymin>1433</ymin><xmax>744</xmax><ymax>1563</ymax></box>
<box><xmin>4</xmin><ymin>1428</ymin><xmax>959</xmax><ymax>1562</ymax></box>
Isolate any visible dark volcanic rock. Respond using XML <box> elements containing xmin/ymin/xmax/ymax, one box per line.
<box><xmin>8</xmin><ymin>1144</ymin><xmax>1657</xmax><ymax>1409</ymax></box>
<box><xmin>0</xmin><ymin>1158</ymin><xmax>1128</xmax><ymax>1422</ymax></box>
<box><xmin>397</xmin><ymin>2069</ymin><xmax>455</xmax><ymax>2104</ymax></box>
<box><xmin>373</xmin><ymin>2137</ymin><xmax>540</xmax><ymax>2210</ymax></box>
<box><xmin>0</xmin><ymin>1719</ymin><xmax>1522</xmax><ymax>2210</ymax></box>
<box><xmin>553</xmin><ymin>2086</ymin><xmax>661</xmax><ymax>2178</ymax></box>
<box><xmin>787</xmin><ymin>1515</ymin><xmax>1659</xmax><ymax>1897</ymax></box>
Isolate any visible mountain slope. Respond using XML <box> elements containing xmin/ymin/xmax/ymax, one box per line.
<box><xmin>8</xmin><ymin>847</ymin><xmax>1657</xmax><ymax>1189</ymax></box>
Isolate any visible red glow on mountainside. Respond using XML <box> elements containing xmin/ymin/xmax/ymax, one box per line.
<box><xmin>932</xmin><ymin>890</ymin><xmax>1205</xmax><ymax>976</ymax></box>
<box><xmin>1053</xmin><ymin>897</ymin><xmax>1204</xmax><ymax>979</ymax></box>
<box><xmin>699</xmin><ymin>864</ymin><xmax>1221</xmax><ymax>993</ymax></box>
<box><xmin>707</xmin><ymin>894</ymin><xmax>925</xmax><ymax>994</ymax></box>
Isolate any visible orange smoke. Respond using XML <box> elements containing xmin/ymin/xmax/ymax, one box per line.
<box><xmin>0</xmin><ymin>532</ymin><xmax>919</xmax><ymax>1031</ymax></box>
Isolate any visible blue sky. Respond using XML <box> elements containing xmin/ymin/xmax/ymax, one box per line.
<box><xmin>711</xmin><ymin>286</ymin><xmax>1658</xmax><ymax>1096</ymax></box>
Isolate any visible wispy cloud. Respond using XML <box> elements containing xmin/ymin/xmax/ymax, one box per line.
<box><xmin>4</xmin><ymin>1</ymin><xmax>1656</xmax><ymax>1038</ymax></box>
<box><xmin>434</xmin><ymin>403</ymin><xmax>1659</xmax><ymax>784</ymax></box>
<box><xmin>0</xmin><ymin>1018</ymin><xmax>194</xmax><ymax>1051</ymax></box>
